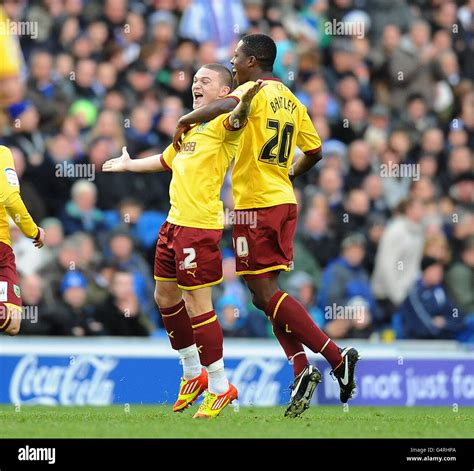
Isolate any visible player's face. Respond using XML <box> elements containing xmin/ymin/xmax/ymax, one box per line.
<box><xmin>231</xmin><ymin>41</ymin><xmax>251</xmax><ymax>85</ymax></box>
<box><xmin>192</xmin><ymin>68</ymin><xmax>226</xmax><ymax>109</ymax></box>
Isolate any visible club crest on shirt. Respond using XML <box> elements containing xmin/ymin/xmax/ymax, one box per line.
<box><xmin>5</xmin><ymin>168</ymin><xmax>19</xmax><ymax>186</ymax></box>
<box><xmin>195</xmin><ymin>122</ymin><xmax>208</xmax><ymax>132</ymax></box>
<box><xmin>13</xmin><ymin>284</ymin><xmax>21</xmax><ymax>298</ymax></box>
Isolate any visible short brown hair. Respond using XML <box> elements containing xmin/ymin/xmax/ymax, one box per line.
<box><xmin>201</xmin><ymin>63</ymin><xmax>233</xmax><ymax>88</ymax></box>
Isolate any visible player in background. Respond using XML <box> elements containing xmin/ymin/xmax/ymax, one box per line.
<box><xmin>103</xmin><ymin>64</ymin><xmax>264</xmax><ymax>418</ymax></box>
<box><xmin>0</xmin><ymin>145</ymin><xmax>45</xmax><ymax>336</ymax></box>
<box><xmin>174</xmin><ymin>34</ymin><xmax>360</xmax><ymax>417</ymax></box>
<box><xmin>0</xmin><ymin>3</ymin><xmax>24</xmax><ymax>107</ymax></box>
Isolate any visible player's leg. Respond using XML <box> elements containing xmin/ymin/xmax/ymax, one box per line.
<box><xmin>154</xmin><ymin>223</ymin><xmax>206</xmax><ymax>411</ymax></box>
<box><xmin>244</xmin><ymin>275</ymin><xmax>321</xmax><ymax>416</ymax></box>
<box><xmin>183</xmin><ymin>287</ymin><xmax>237</xmax><ymax>418</ymax></box>
<box><xmin>244</xmin><ymin>272</ymin><xmax>309</xmax><ymax>376</ymax></box>
<box><xmin>235</xmin><ymin>204</ymin><xmax>359</xmax><ymax>405</ymax></box>
<box><xmin>154</xmin><ymin>280</ymin><xmax>207</xmax><ymax>412</ymax></box>
<box><xmin>174</xmin><ymin>226</ymin><xmax>237</xmax><ymax>418</ymax></box>
<box><xmin>0</xmin><ymin>303</ymin><xmax>21</xmax><ymax>335</ymax></box>
<box><xmin>0</xmin><ymin>248</ymin><xmax>24</xmax><ymax>336</ymax></box>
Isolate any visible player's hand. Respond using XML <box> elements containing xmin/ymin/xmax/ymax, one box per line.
<box><xmin>241</xmin><ymin>79</ymin><xmax>266</xmax><ymax>106</ymax></box>
<box><xmin>102</xmin><ymin>146</ymin><xmax>132</xmax><ymax>172</ymax></box>
<box><xmin>173</xmin><ymin>122</ymin><xmax>191</xmax><ymax>151</ymax></box>
<box><xmin>33</xmin><ymin>227</ymin><xmax>45</xmax><ymax>248</ymax></box>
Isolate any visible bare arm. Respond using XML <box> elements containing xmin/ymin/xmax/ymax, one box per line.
<box><xmin>173</xmin><ymin>97</ymin><xmax>239</xmax><ymax>151</ymax></box>
<box><xmin>179</xmin><ymin>97</ymin><xmax>238</xmax><ymax>126</ymax></box>
<box><xmin>102</xmin><ymin>147</ymin><xmax>168</xmax><ymax>173</ymax></box>
<box><xmin>289</xmin><ymin>149</ymin><xmax>322</xmax><ymax>181</ymax></box>
<box><xmin>227</xmin><ymin>80</ymin><xmax>265</xmax><ymax>129</ymax></box>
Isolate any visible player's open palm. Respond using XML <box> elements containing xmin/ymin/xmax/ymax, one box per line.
<box><xmin>102</xmin><ymin>146</ymin><xmax>131</xmax><ymax>172</ymax></box>
<box><xmin>241</xmin><ymin>79</ymin><xmax>266</xmax><ymax>106</ymax></box>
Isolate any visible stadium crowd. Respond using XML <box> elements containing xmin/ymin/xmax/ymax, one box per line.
<box><xmin>0</xmin><ymin>0</ymin><xmax>473</xmax><ymax>341</ymax></box>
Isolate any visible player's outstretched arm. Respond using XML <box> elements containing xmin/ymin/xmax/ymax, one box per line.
<box><xmin>289</xmin><ymin>149</ymin><xmax>323</xmax><ymax>181</ymax></box>
<box><xmin>102</xmin><ymin>146</ymin><xmax>166</xmax><ymax>173</ymax></box>
<box><xmin>228</xmin><ymin>79</ymin><xmax>265</xmax><ymax>129</ymax></box>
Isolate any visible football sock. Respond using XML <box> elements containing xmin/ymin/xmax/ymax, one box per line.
<box><xmin>160</xmin><ymin>299</ymin><xmax>195</xmax><ymax>350</ymax></box>
<box><xmin>191</xmin><ymin>310</ymin><xmax>224</xmax><ymax>367</ymax></box>
<box><xmin>271</xmin><ymin>320</ymin><xmax>308</xmax><ymax>377</ymax></box>
<box><xmin>178</xmin><ymin>344</ymin><xmax>202</xmax><ymax>380</ymax></box>
<box><xmin>206</xmin><ymin>358</ymin><xmax>229</xmax><ymax>395</ymax></box>
<box><xmin>265</xmin><ymin>291</ymin><xmax>343</xmax><ymax>369</ymax></box>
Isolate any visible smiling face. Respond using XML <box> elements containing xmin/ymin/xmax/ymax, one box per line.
<box><xmin>192</xmin><ymin>67</ymin><xmax>230</xmax><ymax>109</ymax></box>
<box><xmin>230</xmin><ymin>40</ymin><xmax>252</xmax><ymax>86</ymax></box>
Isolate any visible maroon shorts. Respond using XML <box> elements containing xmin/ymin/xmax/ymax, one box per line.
<box><xmin>0</xmin><ymin>242</ymin><xmax>22</xmax><ymax>331</ymax></box>
<box><xmin>232</xmin><ymin>204</ymin><xmax>297</xmax><ymax>279</ymax></box>
<box><xmin>154</xmin><ymin>221</ymin><xmax>223</xmax><ymax>290</ymax></box>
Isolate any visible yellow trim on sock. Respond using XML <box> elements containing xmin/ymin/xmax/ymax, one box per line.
<box><xmin>273</xmin><ymin>292</ymin><xmax>288</xmax><ymax>319</ymax></box>
<box><xmin>0</xmin><ymin>303</ymin><xmax>21</xmax><ymax>330</ymax></box>
<box><xmin>161</xmin><ymin>306</ymin><xmax>184</xmax><ymax>318</ymax></box>
<box><xmin>0</xmin><ymin>313</ymin><xmax>11</xmax><ymax>329</ymax></box>
<box><xmin>192</xmin><ymin>314</ymin><xmax>217</xmax><ymax>329</ymax></box>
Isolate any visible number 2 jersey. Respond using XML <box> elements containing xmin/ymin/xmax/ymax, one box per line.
<box><xmin>228</xmin><ymin>78</ymin><xmax>321</xmax><ymax>210</ymax></box>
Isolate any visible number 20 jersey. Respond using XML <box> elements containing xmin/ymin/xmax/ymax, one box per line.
<box><xmin>228</xmin><ymin>78</ymin><xmax>321</xmax><ymax>210</ymax></box>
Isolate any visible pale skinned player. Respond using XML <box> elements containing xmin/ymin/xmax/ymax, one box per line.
<box><xmin>103</xmin><ymin>64</ymin><xmax>264</xmax><ymax>418</ymax></box>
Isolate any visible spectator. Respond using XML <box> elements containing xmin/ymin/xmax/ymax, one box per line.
<box><xmin>446</xmin><ymin>236</ymin><xmax>474</xmax><ymax>316</ymax></box>
<box><xmin>372</xmin><ymin>198</ymin><xmax>426</xmax><ymax>320</ymax></box>
<box><xmin>95</xmin><ymin>270</ymin><xmax>151</xmax><ymax>336</ymax></box>
<box><xmin>19</xmin><ymin>274</ymin><xmax>61</xmax><ymax>335</ymax></box>
<box><xmin>399</xmin><ymin>256</ymin><xmax>465</xmax><ymax>340</ymax></box>
<box><xmin>215</xmin><ymin>294</ymin><xmax>249</xmax><ymax>338</ymax></box>
<box><xmin>318</xmin><ymin>233</ymin><xmax>375</xmax><ymax>339</ymax></box>
<box><xmin>56</xmin><ymin>271</ymin><xmax>103</xmax><ymax>336</ymax></box>
<box><xmin>60</xmin><ymin>180</ymin><xmax>107</xmax><ymax>235</ymax></box>
<box><xmin>179</xmin><ymin>0</ymin><xmax>249</xmax><ymax>61</ymax></box>
<box><xmin>106</xmin><ymin>229</ymin><xmax>156</xmax><ymax>322</ymax></box>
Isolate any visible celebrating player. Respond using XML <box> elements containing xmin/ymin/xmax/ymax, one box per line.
<box><xmin>174</xmin><ymin>34</ymin><xmax>360</xmax><ymax>417</ymax></box>
<box><xmin>103</xmin><ymin>64</ymin><xmax>264</xmax><ymax>418</ymax></box>
<box><xmin>0</xmin><ymin>145</ymin><xmax>45</xmax><ymax>336</ymax></box>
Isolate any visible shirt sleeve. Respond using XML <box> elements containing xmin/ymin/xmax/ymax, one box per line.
<box><xmin>0</xmin><ymin>146</ymin><xmax>38</xmax><ymax>239</ymax></box>
<box><xmin>296</xmin><ymin>110</ymin><xmax>322</xmax><ymax>155</ymax></box>
<box><xmin>160</xmin><ymin>144</ymin><xmax>177</xmax><ymax>172</ymax></box>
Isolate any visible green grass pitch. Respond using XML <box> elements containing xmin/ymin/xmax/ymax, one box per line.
<box><xmin>1</xmin><ymin>405</ymin><xmax>473</xmax><ymax>438</ymax></box>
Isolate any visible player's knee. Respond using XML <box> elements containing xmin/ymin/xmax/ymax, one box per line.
<box><xmin>183</xmin><ymin>290</ymin><xmax>213</xmax><ymax>317</ymax></box>
<box><xmin>251</xmin><ymin>291</ymin><xmax>271</xmax><ymax>311</ymax></box>
<box><xmin>0</xmin><ymin>303</ymin><xmax>20</xmax><ymax>336</ymax></box>
<box><xmin>2</xmin><ymin>309</ymin><xmax>21</xmax><ymax>336</ymax></box>
<box><xmin>5</xmin><ymin>317</ymin><xmax>21</xmax><ymax>336</ymax></box>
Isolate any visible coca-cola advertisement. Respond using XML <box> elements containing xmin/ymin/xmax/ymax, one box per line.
<box><xmin>1</xmin><ymin>340</ymin><xmax>474</xmax><ymax>406</ymax></box>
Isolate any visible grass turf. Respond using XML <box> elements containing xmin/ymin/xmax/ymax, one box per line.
<box><xmin>0</xmin><ymin>405</ymin><xmax>473</xmax><ymax>438</ymax></box>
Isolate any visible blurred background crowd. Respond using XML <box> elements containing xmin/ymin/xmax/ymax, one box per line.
<box><xmin>0</xmin><ymin>0</ymin><xmax>473</xmax><ymax>341</ymax></box>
